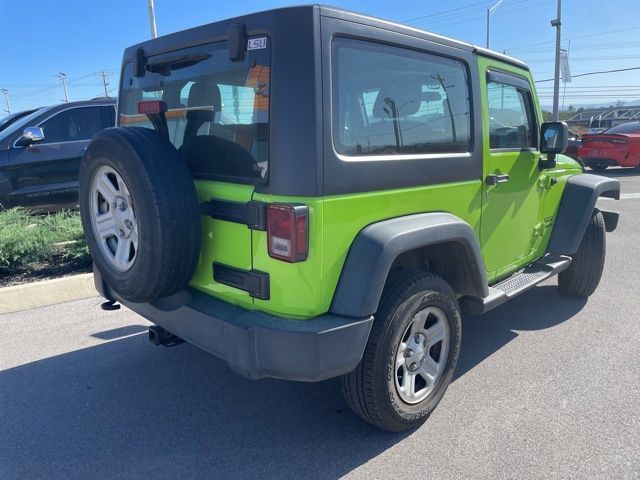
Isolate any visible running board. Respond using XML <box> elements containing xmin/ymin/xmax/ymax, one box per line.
<box><xmin>461</xmin><ymin>254</ymin><xmax>572</xmax><ymax>314</ymax></box>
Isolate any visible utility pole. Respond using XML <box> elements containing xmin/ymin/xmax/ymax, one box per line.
<box><xmin>98</xmin><ymin>70</ymin><xmax>111</xmax><ymax>97</ymax></box>
<box><xmin>551</xmin><ymin>0</ymin><xmax>562</xmax><ymax>121</ymax></box>
<box><xmin>57</xmin><ymin>72</ymin><xmax>69</xmax><ymax>102</ymax></box>
<box><xmin>148</xmin><ymin>0</ymin><xmax>158</xmax><ymax>38</ymax></box>
<box><xmin>486</xmin><ymin>0</ymin><xmax>504</xmax><ymax>49</ymax></box>
<box><xmin>1</xmin><ymin>89</ymin><xmax>10</xmax><ymax>114</ymax></box>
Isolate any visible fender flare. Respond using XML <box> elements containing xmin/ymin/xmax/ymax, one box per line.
<box><xmin>547</xmin><ymin>173</ymin><xmax>620</xmax><ymax>256</ymax></box>
<box><xmin>330</xmin><ymin>212</ymin><xmax>489</xmax><ymax>318</ymax></box>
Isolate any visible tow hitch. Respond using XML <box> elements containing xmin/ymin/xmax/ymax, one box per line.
<box><xmin>148</xmin><ymin>326</ymin><xmax>185</xmax><ymax>347</ymax></box>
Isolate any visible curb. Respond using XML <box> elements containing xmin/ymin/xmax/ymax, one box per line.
<box><xmin>0</xmin><ymin>273</ymin><xmax>97</xmax><ymax>315</ymax></box>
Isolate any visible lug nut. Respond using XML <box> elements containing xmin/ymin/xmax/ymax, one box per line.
<box><xmin>414</xmin><ymin>334</ymin><xmax>422</xmax><ymax>343</ymax></box>
<box><xmin>119</xmin><ymin>201</ymin><xmax>128</xmax><ymax>211</ymax></box>
<box><xmin>410</xmin><ymin>362</ymin><xmax>418</xmax><ymax>370</ymax></box>
<box><xmin>406</xmin><ymin>349</ymin><xmax>414</xmax><ymax>357</ymax></box>
<box><xmin>118</xmin><ymin>229</ymin><xmax>125</xmax><ymax>237</ymax></box>
<box><xmin>124</xmin><ymin>220</ymin><xmax>133</xmax><ymax>229</ymax></box>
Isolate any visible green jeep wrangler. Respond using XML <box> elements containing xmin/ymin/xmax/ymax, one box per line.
<box><xmin>79</xmin><ymin>5</ymin><xmax>620</xmax><ymax>432</ymax></box>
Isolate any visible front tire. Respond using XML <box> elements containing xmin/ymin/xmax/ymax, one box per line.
<box><xmin>558</xmin><ymin>210</ymin><xmax>606</xmax><ymax>297</ymax></box>
<box><xmin>341</xmin><ymin>272</ymin><xmax>461</xmax><ymax>432</ymax></box>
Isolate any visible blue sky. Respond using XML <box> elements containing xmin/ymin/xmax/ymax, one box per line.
<box><xmin>1</xmin><ymin>0</ymin><xmax>639</xmax><ymax>113</ymax></box>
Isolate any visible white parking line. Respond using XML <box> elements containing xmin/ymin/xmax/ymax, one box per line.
<box><xmin>600</xmin><ymin>193</ymin><xmax>640</xmax><ymax>200</ymax></box>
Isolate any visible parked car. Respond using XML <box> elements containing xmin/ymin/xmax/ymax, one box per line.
<box><xmin>564</xmin><ymin>129</ymin><xmax>582</xmax><ymax>160</ymax></box>
<box><xmin>0</xmin><ymin>98</ymin><xmax>116</xmax><ymax>211</ymax></box>
<box><xmin>80</xmin><ymin>5</ymin><xmax>619</xmax><ymax>432</ymax></box>
<box><xmin>0</xmin><ymin>108</ymin><xmax>40</xmax><ymax>133</ymax></box>
<box><xmin>579</xmin><ymin>121</ymin><xmax>640</xmax><ymax>170</ymax></box>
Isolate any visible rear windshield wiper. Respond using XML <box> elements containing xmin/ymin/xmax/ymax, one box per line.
<box><xmin>146</xmin><ymin>53</ymin><xmax>212</xmax><ymax>76</ymax></box>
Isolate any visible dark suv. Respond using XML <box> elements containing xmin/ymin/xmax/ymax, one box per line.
<box><xmin>0</xmin><ymin>98</ymin><xmax>116</xmax><ymax>211</ymax></box>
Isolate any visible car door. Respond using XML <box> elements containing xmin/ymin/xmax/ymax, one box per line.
<box><xmin>7</xmin><ymin>105</ymin><xmax>114</xmax><ymax>210</ymax></box>
<box><xmin>479</xmin><ymin>63</ymin><xmax>546</xmax><ymax>281</ymax></box>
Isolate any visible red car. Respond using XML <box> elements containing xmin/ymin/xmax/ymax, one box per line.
<box><xmin>578</xmin><ymin>121</ymin><xmax>640</xmax><ymax>170</ymax></box>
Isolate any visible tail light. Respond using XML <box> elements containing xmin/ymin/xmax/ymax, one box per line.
<box><xmin>267</xmin><ymin>204</ymin><xmax>308</xmax><ymax>262</ymax></box>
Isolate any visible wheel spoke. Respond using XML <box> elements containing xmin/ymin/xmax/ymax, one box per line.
<box><xmin>426</xmin><ymin>319</ymin><xmax>446</xmax><ymax>348</ymax></box>
<box><xmin>130</xmin><ymin>227</ymin><xmax>139</xmax><ymax>249</ymax></box>
<box><xmin>409</xmin><ymin>310</ymin><xmax>428</xmax><ymax>335</ymax></box>
<box><xmin>114</xmin><ymin>238</ymin><xmax>132</xmax><ymax>266</ymax></box>
<box><xmin>419</xmin><ymin>356</ymin><xmax>439</xmax><ymax>381</ymax></box>
<box><xmin>401</xmin><ymin>370</ymin><xmax>417</xmax><ymax>399</ymax></box>
<box><xmin>95</xmin><ymin>175</ymin><xmax>118</xmax><ymax>204</ymax></box>
<box><xmin>95</xmin><ymin>213</ymin><xmax>117</xmax><ymax>238</ymax></box>
<box><xmin>396</xmin><ymin>341</ymin><xmax>407</xmax><ymax>367</ymax></box>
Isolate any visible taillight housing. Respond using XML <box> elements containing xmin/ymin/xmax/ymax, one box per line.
<box><xmin>267</xmin><ymin>204</ymin><xmax>308</xmax><ymax>262</ymax></box>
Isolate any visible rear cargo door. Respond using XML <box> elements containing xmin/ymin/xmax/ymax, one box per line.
<box><xmin>117</xmin><ymin>38</ymin><xmax>271</xmax><ymax>305</ymax></box>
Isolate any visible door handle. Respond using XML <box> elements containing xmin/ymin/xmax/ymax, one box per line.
<box><xmin>485</xmin><ymin>174</ymin><xmax>510</xmax><ymax>186</ymax></box>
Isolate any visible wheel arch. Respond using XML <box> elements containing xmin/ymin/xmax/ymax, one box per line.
<box><xmin>547</xmin><ymin>173</ymin><xmax>620</xmax><ymax>256</ymax></box>
<box><xmin>330</xmin><ymin>212</ymin><xmax>489</xmax><ymax>318</ymax></box>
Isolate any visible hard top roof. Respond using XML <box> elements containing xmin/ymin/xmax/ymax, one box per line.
<box><xmin>124</xmin><ymin>4</ymin><xmax>528</xmax><ymax>71</ymax></box>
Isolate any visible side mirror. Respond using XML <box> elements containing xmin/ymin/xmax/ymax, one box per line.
<box><xmin>17</xmin><ymin>126</ymin><xmax>45</xmax><ymax>147</ymax></box>
<box><xmin>539</xmin><ymin>121</ymin><xmax>568</xmax><ymax>169</ymax></box>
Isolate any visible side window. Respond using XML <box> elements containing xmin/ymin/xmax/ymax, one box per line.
<box><xmin>332</xmin><ymin>38</ymin><xmax>471</xmax><ymax>157</ymax></box>
<box><xmin>487</xmin><ymin>81</ymin><xmax>536</xmax><ymax>149</ymax></box>
<box><xmin>39</xmin><ymin>107</ymin><xmax>107</xmax><ymax>144</ymax></box>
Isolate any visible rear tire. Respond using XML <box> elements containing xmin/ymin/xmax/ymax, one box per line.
<box><xmin>340</xmin><ymin>271</ymin><xmax>461</xmax><ymax>432</ymax></box>
<box><xmin>79</xmin><ymin>127</ymin><xmax>201</xmax><ymax>303</ymax></box>
<box><xmin>558</xmin><ymin>210</ymin><xmax>606</xmax><ymax>297</ymax></box>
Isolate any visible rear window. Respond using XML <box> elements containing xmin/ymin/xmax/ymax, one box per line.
<box><xmin>332</xmin><ymin>38</ymin><xmax>471</xmax><ymax>157</ymax></box>
<box><xmin>119</xmin><ymin>39</ymin><xmax>270</xmax><ymax>184</ymax></box>
<box><xmin>603</xmin><ymin>122</ymin><xmax>640</xmax><ymax>134</ymax></box>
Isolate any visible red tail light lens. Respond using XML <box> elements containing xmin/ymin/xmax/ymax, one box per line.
<box><xmin>267</xmin><ymin>204</ymin><xmax>308</xmax><ymax>262</ymax></box>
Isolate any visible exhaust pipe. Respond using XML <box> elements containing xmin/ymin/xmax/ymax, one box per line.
<box><xmin>148</xmin><ymin>325</ymin><xmax>185</xmax><ymax>347</ymax></box>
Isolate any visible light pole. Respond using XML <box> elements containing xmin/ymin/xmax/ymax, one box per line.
<box><xmin>1</xmin><ymin>89</ymin><xmax>10</xmax><ymax>114</ymax></box>
<box><xmin>57</xmin><ymin>73</ymin><xmax>69</xmax><ymax>102</ymax></box>
<box><xmin>551</xmin><ymin>0</ymin><xmax>562</xmax><ymax>121</ymax></box>
<box><xmin>486</xmin><ymin>0</ymin><xmax>504</xmax><ymax>49</ymax></box>
<box><xmin>148</xmin><ymin>0</ymin><xmax>158</xmax><ymax>38</ymax></box>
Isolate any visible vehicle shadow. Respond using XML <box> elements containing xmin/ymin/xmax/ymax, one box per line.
<box><xmin>0</xmin><ymin>285</ymin><xmax>585</xmax><ymax>480</ymax></box>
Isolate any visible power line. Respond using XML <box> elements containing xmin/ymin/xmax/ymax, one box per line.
<box><xmin>535</xmin><ymin>66</ymin><xmax>640</xmax><ymax>83</ymax></box>
<box><xmin>505</xmin><ymin>26</ymin><xmax>640</xmax><ymax>53</ymax></box>
<box><xmin>402</xmin><ymin>0</ymin><xmax>494</xmax><ymax>23</ymax></box>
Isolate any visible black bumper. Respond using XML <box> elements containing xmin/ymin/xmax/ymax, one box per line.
<box><xmin>94</xmin><ymin>270</ymin><xmax>373</xmax><ymax>382</ymax></box>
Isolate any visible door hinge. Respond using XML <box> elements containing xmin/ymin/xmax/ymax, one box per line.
<box><xmin>201</xmin><ymin>199</ymin><xmax>267</xmax><ymax>230</ymax></box>
<box><xmin>538</xmin><ymin>175</ymin><xmax>558</xmax><ymax>190</ymax></box>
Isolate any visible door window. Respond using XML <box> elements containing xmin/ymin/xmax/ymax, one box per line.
<box><xmin>39</xmin><ymin>106</ymin><xmax>112</xmax><ymax>144</ymax></box>
<box><xmin>332</xmin><ymin>38</ymin><xmax>471</xmax><ymax>157</ymax></box>
<box><xmin>487</xmin><ymin>81</ymin><xmax>536</xmax><ymax>149</ymax></box>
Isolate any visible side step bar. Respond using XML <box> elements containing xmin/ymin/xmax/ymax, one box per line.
<box><xmin>461</xmin><ymin>254</ymin><xmax>572</xmax><ymax>314</ymax></box>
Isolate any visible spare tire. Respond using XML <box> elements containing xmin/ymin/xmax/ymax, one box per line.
<box><xmin>79</xmin><ymin>127</ymin><xmax>201</xmax><ymax>303</ymax></box>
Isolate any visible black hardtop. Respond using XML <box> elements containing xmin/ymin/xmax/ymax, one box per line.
<box><xmin>118</xmin><ymin>5</ymin><xmax>528</xmax><ymax>197</ymax></box>
<box><xmin>122</xmin><ymin>4</ymin><xmax>527</xmax><ymax>70</ymax></box>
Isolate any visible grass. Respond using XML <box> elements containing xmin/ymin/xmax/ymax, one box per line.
<box><xmin>0</xmin><ymin>208</ymin><xmax>91</xmax><ymax>278</ymax></box>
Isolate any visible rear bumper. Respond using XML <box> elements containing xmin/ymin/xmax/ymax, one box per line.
<box><xmin>94</xmin><ymin>269</ymin><xmax>373</xmax><ymax>382</ymax></box>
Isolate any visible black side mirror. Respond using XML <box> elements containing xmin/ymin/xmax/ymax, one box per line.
<box><xmin>15</xmin><ymin>126</ymin><xmax>45</xmax><ymax>147</ymax></box>
<box><xmin>539</xmin><ymin>121</ymin><xmax>568</xmax><ymax>169</ymax></box>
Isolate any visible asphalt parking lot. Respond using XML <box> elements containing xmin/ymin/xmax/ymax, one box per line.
<box><xmin>1</xmin><ymin>169</ymin><xmax>639</xmax><ymax>480</ymax></box>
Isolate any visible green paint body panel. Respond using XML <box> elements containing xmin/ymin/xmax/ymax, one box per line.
<box><xmin>187</xmin><ymin>58</ymin><xmax>583</xmax><ymax>321</ymax></box>
<box><xmin>190</xmin><ymin>180</ymin><xmax>255</xmax><ymax>309</ymax></box>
